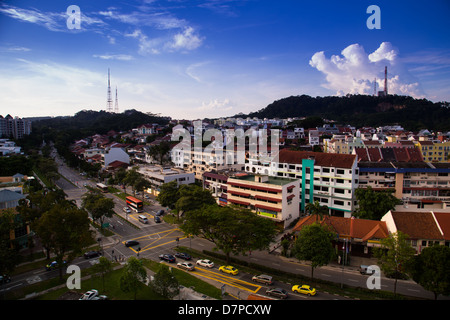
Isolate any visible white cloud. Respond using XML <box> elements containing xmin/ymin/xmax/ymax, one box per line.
<box><xmin>93</xmin><ymin>54</ymin><xmax>134</xmax><ymax>61</ymax></box>
<box><xmin>309</xmin><ymin>42</ymin><xmax>424</xmax><ymax>98</ymax></box>
<box><xmin>167</xmin><ymin>27</ymin><xmax>204</xmax><ymax>51</ymax></box>
<box><xmin>198</xmin><ymin>98</ymin><xmax>235</xmax><ymax>112</ymax></box>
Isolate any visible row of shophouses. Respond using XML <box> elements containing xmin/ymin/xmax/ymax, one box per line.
<box><xmin>171</xmin><ymin>143</ymin><xmax>450</xmax><ymax>256</ymax></box>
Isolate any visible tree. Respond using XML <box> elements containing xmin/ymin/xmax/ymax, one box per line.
<box><xmin>373</xmin><ymin>231</ymin><xmax>415</xmax><ymax>296</ymax></box>
<box><xmin>305</xmin><ymin>200</ymin><xmax>329</xmax><ymax>218</ymax></box>
<box><xmin>92</xmin><ymin>256</ymin><xmax>113</xmax><ymax>292</ymax></box>
<box><xmin>292</xmin><ymin>223</ymin><xmax>336</xmax><ymax>280</ymax></box>
<box><xmin>147</xmin><ymin>140</ymin><xmax>171</xmax><ymax>165</ymax></box>
<box><xmin>81</xmin><ymin>192</ymin><xmax>115</xmax><ymax>231</ymax></box>
<box><xmin>0</xmin><ymin>209</ymin><xmax>20</xmax><ymax>275</ymax></box>
<box><xmin>119</xmin><ymin>256</ymin><xmax>148</xmax><ymax>300</ymax></box>
<box><xmin>34</xmin><ymin>202</ymin><xmax>93</xmax><ymax>280</ymax></box>
<box><xmin>174</xmin><ymin>184</ymin><xmax>216</xmax><ymax>219</ymax></box>
<box><xmin>354</xmin><ymin>186</ymin><xmax>401</xmax><ymax>220</ymax></box>
<box><xmin>149</xmin><ymin>263</ymin><xmax>179</xmax><ymax>299</ymax></box>
<box><xmin>180</xmin><ymin>205</ymin><xmax>277</xmax><ymax>263</ymax></box>
<box><xmin>156</xmin><ymin>180</ymin><xmax>180</xmax><ymax>210</ymax></box>
<box><xmin>408</xmin><ymin>245</ymin><xmax>450</xmax><ymax>300</ymax></box>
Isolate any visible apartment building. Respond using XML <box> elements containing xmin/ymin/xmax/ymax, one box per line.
<box><xmin>137</xmin><ymin>165</ymin><xmax>194</xmax><ymax>196</ymax></box>
<box><xmin>172</xmin><ymin>147</ymin><xmax>244</xmax><ymax>180</ymax></box>
<box><xmin>246</xmin><ymin>149</ymin><xmax>358</xmax><ymax>217</ymax></box>
<box><xmin>0</xmin><ymin>115</ymin><xmax>32</xmax><ymax>139</ymax></box>
<box><xmin>358</xmin><ymin>161</ymin><xmax>450</xmax><ymax>208</ymax></box>
<box><xmin>227</xmin><ymin>173</ymin><xmax>300</xmax><ymax>229</ymax></box>
<box><xmin>416</xmin><ymin>140</ymin><xmax>450</xmax><ymax>163</ymax></box>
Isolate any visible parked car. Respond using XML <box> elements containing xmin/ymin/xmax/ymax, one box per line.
<box><xmin>156</xmin><ymin>209</ymin><xmax>164</xmax><ymax>216</ymax></box>
<box><xmin>79</xmin><ymin>289</ymin><xmax>107</xmax><ymax>300</ymax></box>
<box><xmin>177</xmin><ymin>262</ymin><xmax>195</xmax><ymax>271</ymax></box>
<box><xmin>266</xmin><ymin>288</ymin><xmax>288</xmax><ymax>299</ymax></box>
<box><xmin>359</xmin><ymin>265</ymin><xmax>376</xmax><ymax>275</ymax></box>
<box><xmin>154</xmin><ymin>216</ymin><xmax>161</xmax><ymax>223</ymax></box>
<box><xmin>219</xmin><ymin>265</ymin><xmax>238</xmax><ymax>275</ymax></box>
<box><xmin>84</xmin><ymin>251</ymin><xmax>101</xmax><ymax>259</ymax></box>
<box><xmin>159</xmin><ymin>254</ymin><xmax>176</xmax><ymax>263</ymax></box>
<box><xmin>175</xmin><ymin>252</ymin><xmax>191</xmax><ymax>260</ymax></box>
<box><xmin>45</xmin><ymin>260</ymin><xmax>67</xmax><ymax>271</ymax></box>
<box><xmin>252</xmin><ymin>274</ymin><xmax>273</xmax><ymax>285</ymax></box>
<box><xmin>196</xmin><ymin>259</ymin><xmax>214</xmax><ymax>268</ymax></box>
<box><xmin>79</xmin><ymin>289</ymin><xmax>99</xmax><ymax>300</ymax></box>
<box><xmin>125</xmin><ymin>240</ymin><xmax>139</xmax><ymax>247</ymax></box>
<box><xmin>291</xmin><ymin>284</ymin><xmax>316</xmax><ymax>296</ymax></box>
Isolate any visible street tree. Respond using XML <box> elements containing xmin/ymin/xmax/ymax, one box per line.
<box><xmin>373</xmin><ymin>231</ymin><xmax>415</xmax><ymax>296</ymax></box>
<box><xmin>174</xmin><ymin>184</ymin><xmax>216</xmax><ymax>220</ymax></box>
<box><xmin>0</xmin><ymin>209</ymin><xmax>20</xmax><ymax>275</ymax></box>
<box><xmin>292</xmin><ymin>223</ymin><xmax>336</xmax><ymax>280</ymax></box>
<box><xmin>149</xmin><ymin>263</ymin><xmax>179</xmax><ymax>299</ymax></box>
<box><xmin>81</xmin><ymin>191</ymin><xmax>115</xmax><ymax>231</ymax></box>
<box><xmin>156</xmin><ymin>180</ymin><xmax>180</xmax><ymax>210</ymax></box>
<box><xmin>408</xmin><ymin>245</ymin><xmax>450</xmax><ymax>300</ymax></box>
<box><xmin>92</xmin><ymin>256</ymin><xmax>113</xmax><ymax>292</ymax></box>
<box><xmin>119</xmin><ymin>256</ymin><xmax>148</xmax><ymax>300</ymax></box>
<box><xmin>34</xmin><ymin>202</ymin><xmax>93</xmax><ymax>280</ymax></box>
<box><xmin>181</xmin><ymin>204</ymin><xmax>277</xmax><ymax>263</ymax></box>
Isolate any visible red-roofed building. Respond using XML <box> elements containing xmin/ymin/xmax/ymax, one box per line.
<box><xmin>293</xmin><ymin>215</ymin><xmax>389</xmax><ymax>257</ymax></box>
<box><xmin>382</xmin><ymin>209</ymin><xmax>450</xmax><ymax>252</ymax></box>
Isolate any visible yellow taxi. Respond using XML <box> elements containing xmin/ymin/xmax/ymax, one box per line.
<box><xmin>291</xmin><ymin>284</ymin><xmax>317</xmax><ymax>296</ymax></box>
<box><xmin>218</xmin><ymin>265</ymin><xmax>239</xmax><ymax>275</ymax></box>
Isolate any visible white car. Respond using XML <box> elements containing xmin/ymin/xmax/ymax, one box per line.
<box><xmin>196</xmin><ymin>259</ymin><xmax>214</xmax><ymax>268</ymax></box>
<box><xmin>79</xmin><ymin>289</ymin><xmax>99</xmax><ymax>300</ymax></box>
<box><xmin>177</xmin><ymin>262</ymin><xmax>195</xmax><ymax>271</ymax></box>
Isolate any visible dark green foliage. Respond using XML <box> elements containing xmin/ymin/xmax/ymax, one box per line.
<box><xmin>243</xmin><ymin>94</ymin><xmax>450</xmax><ymax>132</ymax></box>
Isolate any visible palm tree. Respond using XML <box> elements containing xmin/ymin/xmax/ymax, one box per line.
<box><xmin>305</xmin><ymin>200</ymin><xmax>329</xmax><ymax>219</ymax></box>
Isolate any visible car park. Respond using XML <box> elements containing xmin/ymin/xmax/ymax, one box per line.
<box><xmin>291</xmin><ymin>284</ymin><xmax>316</xmax><ymax>296</ymax></box>
<box><xmin>196</xmin><ymin>259</ymin><xmax>214</xmax><ymax>268</ymax></box>
<box><xmin>159</xmin><ymin>254</ymin><xmax>176</xmax><ymax>263</ymax></box>
<box><xmin>175</xmin><ymin>252</ymin><xmax>191</xmax><ymax>260</ymax></box>
<box><xmin>266</xmin><ymin>288</ymin><xmax>288</xmax><ymax>299</ymax></box>
<box><xmin>219</xmin><ymin>265</ymin><xmax>239</xmax><ymax>275</ymax></box>
<box><xmin>177</xmin><ymin>262</ymin><xmax>195</xmax><ymax>271</ymax></box>
<box><xmin>252</xmin><ymin>274</ymin><xmax>273</xmax><ymax>285</ymax></box>
<box><xmin>84</xmin><ymin>251</ymin><xmax>101</xmax><ymax>259</ymax></box>
<box><xmin>125</xmin><ymin>240</ymin><xmax>139</xmax><ymax>247</ymax></box>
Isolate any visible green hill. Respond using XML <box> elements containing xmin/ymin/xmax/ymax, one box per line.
<box><xmin>243</xmin><ymin>94</ymin><xmax>450</xmax><ymax>131</ymax></box>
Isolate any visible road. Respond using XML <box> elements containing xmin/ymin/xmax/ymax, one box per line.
<box><xmin>2</xmin><ymin>151</ymin><xmax>447</xmax><ymax>300</ymax></box>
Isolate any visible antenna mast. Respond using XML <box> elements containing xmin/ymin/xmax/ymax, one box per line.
<box><xmin>114</xmin><ymin>86</ymin><xmax>119</xmax><ymax>113</ymax></box>
<box><xmin>106</xmin><ymin>68</ymin><xmax>113</xmax><ymax>112</ymax></box>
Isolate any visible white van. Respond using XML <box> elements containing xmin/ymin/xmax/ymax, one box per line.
<box><xmin>138</xmin><ymin>215</ymin><xmax>148</xmax><ymax>224</ymax></box>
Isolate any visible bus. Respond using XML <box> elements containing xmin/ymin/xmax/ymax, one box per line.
<box><xmin>126</xmin><ymin>196</ymin><xmax>144</xmax><ymax>213</ymax></box>
<box><xmin>96</xmin><ymin>183</ymin><xmax>108</xmax><ymax>193</ymax></box>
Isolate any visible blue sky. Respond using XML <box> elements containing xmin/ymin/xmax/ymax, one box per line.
<box><xmin>1</xmin><ymin>0</ymin><xmax>450</xmax><ymax>120</ymax></box>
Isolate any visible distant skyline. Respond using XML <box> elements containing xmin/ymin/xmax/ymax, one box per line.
<box><xmin>1</xmin><ymin>0</ymin><xmax>450</xmax><ymax>119</ymax></box>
